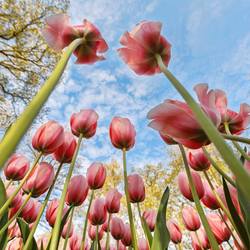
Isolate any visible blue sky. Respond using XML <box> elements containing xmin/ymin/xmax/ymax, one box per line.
<box><xmin>42</xmin><ymin>0</ymin><xmax>250</xmax><ymax>170</ymax></box>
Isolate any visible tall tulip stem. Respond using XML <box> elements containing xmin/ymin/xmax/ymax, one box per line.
<box><xmin>95</xmin><ymin>225</ymin><xmax>99</xmax><ymax>250</ymax></box>
<box><xmin>63</xmin><ymin>206</ymin><xmax>74</xmax><ymax>250</ymax></box>
<box><xmin>105</xmin><ymin>213</ymin><xmax>112</xmax><ymax>250</ymax></box>
<box><xmin>5</xmin><ymin>179</ymin><xmax>13</xmax><ymax>189</ymax></box>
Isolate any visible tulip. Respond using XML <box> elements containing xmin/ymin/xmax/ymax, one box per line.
<box><xmin>182</xmin><ymin>206</ymin><xmax>201</xmax><ymax>231</ymax></box>
<box><xmin>32</xmin><ymin>120</ymin><xmax>64</xmax><ymax>154</ymax></box>
<box><xmin>201</xmin><ymin>181</ymin><xmax>219</xmax><ymax>210</ymax></box>
<box><xmin>88</xmin><ymin>225</ymin><xmax>104</xmax><ymax>241</ymax></box>
<box><xmin>110</xmin><ymin>216</ymin><xmax>125</xmax><ymax>240</ymax></box>
<box><xmin>22</xmin><ymin>162</ymin><xmax>54</xmax><ymax>197</ymax></box>
<box><xmin>109</xmin><ymin>117</ymin><xmax>136</xmax><ymax>151</ymax></box>
<box><xmin>118</xmin><ymin>21</ymin><xmax>171</xmax><ymax>75</ymax></box>
<box><xmin>105</xmin><ymin>188</ymin><xmax>122</xmax><ymax>213</ymax></box>
<box><xmin>8</xmin><ymin>221</ymin><xmax>21</xmax><ymax>239</ymax></box>
<box><xmin>42</xmin><ymin>14</ymin><xmax>108</xmax><ymax>64</ymax></box>
<box><xmin>88</xmin><ymin>198</ymin><xmax>107</xmax><ymax>225</ymax></box>
<box><xmin>127</xmin><ymin>174</ymin><xmax>145</xmax><ymax>203</ymax></box>
<box><xmin>53</xmin><ymin>131</ymin><xmax>77</xmax><ymax>163</ymax></box>
<box><xmin>4</xmin><ymin>154</ymin><xmax>30</xmax><ymax>181</ymax></box>
<box><xmin>178</xmin><ymin>171</ymin><xmax>204</xmax><ymax>201</ymax></box>
<box><xmin>69</xmin><ymin>233</ymin><xmax>82</xmax><ymax>250</ymax></box>
<box><xmin>70</xmin><ymin>109</ymin><xmax>98</xmax><ymax>138</ymax></box>
<box><xmin>9</xmin><ymin>201</ymin><xmax>22</xmax><ymax>219</ymax></box>
<box><xmin>86</xmin><ymin>162</ymin><xmax>106</xmax><ymax>190</ymax></box>
<box><xmin>138</xmin><ymin>238</ymin><xmax>149</xmax><ymax>250</ymax></box>
<box><xmin>109</xmin><ymin>242</ymin><xmax>126</xmax><ymax>250</ymax></box>
<box><xmin>188</xmin><ymin>149</ymin><xmax>210</xmax><ymax>171</ymax></box>
<box><xmin>62</xmin><ymin>220</ymin><xmax>74</xmax><ymax>239</ymax></box>
<box><xmin>159</xmin><ymin>132</ymin><xmax>177</xmax><ymax>145</ymax></box>
<box><xmin>66</xmin><ymin>175</ymin><xmax>89</xmax><ymax>206</ymax></box>
<box><xmin>6</xmin><ymin>237</ymin><xmax>23</xmax><ymax>250</ymax></box>
<box><xmin>190</xmin><ymin>227</ymin><xmax>210</xmax><ymax>250</ymax></box>
<box><xmin>6</xmin><ymin>186</ymin><xmax>22</xmax><ymax>208</ymax></box>
<box><xmin>37</xmin><ymin>235</ymin><xmax>49</xmax><ymax>250</ymax></box>
<box><xmin>142</xmin><ymin>209</ymin><xmax>157</xmax><ymax>231</ymax></box>
<box><xmin>166</xmin><ymin>219</ymin><xmax>182</xmax><ymax>244</ymax></box>
<box><xmin>21</xmin><ymin>198</ymin><xmax>41</xmax><ymax>224</ymax></box>
<box><xmin>121</xmin><ymin>223</ymin><xmax>132</xmax><ymax>246</ymax></box>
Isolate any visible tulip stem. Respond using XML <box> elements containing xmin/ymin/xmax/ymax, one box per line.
<box><xmin>177</xmin><ymin>243</ymin><xmax>182</xmax><ymax>250</ymax></box>
<box><xmin>5</xmin><ymin>179</ymin><xmax>13</xmax><ymax>189</ymax></box>
<box><xmin>0</xmin><ymin>38</ymin><xmax>85</xmax><ymax>169</ymax></box>
<box><xmin>222</xmin><ymin>133</ymin><xmax>250</xmax><ymax>145</ymax></box>
<box><xmin>0</xmin><ymin>151</ymin><xmax>42</xmax><ymax>217</ymax></box>
<box><xmin>23</xmin><ymin>161</ymin><xmax>64</xmax><ymax>250</ymax></box>
<box><xmin>137</xmin><ymin>202</ymin><xmax>149</xmax><ymax>244</ymax></box>
<box><xmin>63</xmin><ymin>206</ymin><xmax>74</xmax><ymax>250</ymax></box>
<box><xmin>0</xmin><ymin>192</ymin><xmax>32</xmax><ymax>236</ymax></box>
<box><xmin>178</xmin><ymin>144</ymin><xmax>219</xmax><ymax>250</ymax></box>
<box><xmin>50</xmin><ymin>134</ymin><xmax>83</xmax><ymax>250</ymax></box>
<box><xmin>195</xmin><ymin>231</ymin><xmax>204</xmax><ymax>250</ymax></box>
<box><xmin>95</xmin><ymin>225</ymin><xmax>99</xmax><ymax>250</ymax></box>
<box><xmin>105</xmin><ymin>213</ymin><xmax>111</xmax><ymax>250</ymax></box>
<box><xmin>80</xmin><ymin>189</ymin><xmax>94</xmax><ymax>250</ymax></box>
<box><xmin>156</xmin><ymin>54</ymin><xmax>250</xmax><ymax>200</ymax></box>
<box><xmin>202</xmin><ymin>147</ymin><xmax>236</xmax><ymax>187</ymax></box>
<box><xmin>122</xmin><ymin>148</ymin><xmax>138</xmax><ymax>250</ymax></box>
<box><xmin>116</xmin><ymin>240</ymin><xmax>119</xmax><ymax>250</ymax></box>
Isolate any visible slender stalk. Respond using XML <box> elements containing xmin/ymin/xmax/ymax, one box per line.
<box><xmin>222</xmin><ymin>133</ymin><xmax>250</xmax><ymax>145</ymax></box>
<box><xmin>95</xmin><ymin>225</ymin><xmax>99</xmax><ymax>250</ymax></box>
<box><xmin>105</xmin><ymin>213</ymin><xmax>111</xmax><ymax>250</ymax></box>
<box><xmin>122</xmin><ymin>148</ymin><xmax>138</xmax><ymax>250</ymax></box>
<box><xmin>136</xmin><ymin>202</ymin><xmax>148</xmax><ymax>243</ymax></box>
<box><xmin>178</xmin><ymin>144</ymin><xmax>219</xmax><ymax>250</ymax></box>
<box><xmin>5</xmin><ymin>179</ymin><xmax>13</xmax><ymax>189</ymax></box>
<box><xmin>195</xmin><ymin>230</ymin><xmax>204</xmax><ymax>250</ymax></box>
<box><xmin>156</xmin><ymin>54</ymin><xmax>250</xmax><ymax>199</ymax></box>
<box><xmin>116</xmin><ymin>240</ymin><xmax>119</xmax><ymax>250</ymax></box>
<box><xmin>50</xmin><ymin>134</ymin><xmax>83</xmax><ymax>250</ymax></box>
<box><xmin>177</xmin><ymin>243</ymin><xmax>182</xmax><ymax>250</ymax></box>
<box><xmin>80</xmin><ymin>189</ymin><xmax>94</xmax><ymax>250</ymax></box>
<box><xmin>0</xmin><ymin>152</ymin><xmax>42</xmax><ymax>217</ymax></box>
<box><xmin>23</xmin><ymin>161</ymin><xmax>64</xmax><ymax>250</ymax></box>
<box><xmin>63</xmin><ymin>206</ymin><xmax>74</xmax><ymax>250</ymax></box>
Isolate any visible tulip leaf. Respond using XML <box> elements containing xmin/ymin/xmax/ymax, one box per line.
<box><xmin>151</xmin><ymin>186</ymin><xmax>170</xmax><ymax>250</ymax></box>
<box><xmin>141</xmin><ymin>216</ymin><xmax>153</xmax><ymax>246</ymax></box>
<box><xmin>17</xmin><ymin>217</ymin><xmax>38</xmax><ymax>250</ymax></box>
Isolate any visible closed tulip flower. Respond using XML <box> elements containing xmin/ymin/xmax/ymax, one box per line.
<box><xmin>69</xmin><ymin>233</ymin><xmax>90</xmax><ymax>250</ymax></box>
<box><xmin>88</xmin><ymin>225</ymin><xmax>104</xmax><ymax>241</ymax></box>
<box><xmin>138</xmin><ymin>238</ymin><xmax>149</xmax><ymax>250</ymax></box>
<box><xmin>66</xmin><ymin>175</ymin><xmax>89</xmax><ymax>206</ymax></box>
<box><xmin>22</xmin><ymin>162</ymin><xmax>54</xmax><ymax>197</ymax></box>
<box><xmin>9</xmin><ymin>199</ymin><xmax>23</xmax><ymax>219</ymax></box>
<box><xmin>88</xmin><ymin>198</ymin><xmax>107</xmax><ymax>225</ymax></box>
<box><xmin>121</xmin><ymin>223</ymin><xmax>132</xmax><ymax>246</ymax></box>
<box><xmin>191</xmin><ymin>227</ymin><xmax>210</xmax><ymax>250</ymax></box>
<box><xmin>166</xmin><ymin>219</ymin><xmax>182</xmax><ymax>244</ymax></box>
<box><xmin>32</xmin><ymin>120</ymin><xmax>64</xmax><ymax>154</ymax></box>
<box><xmin>110</xmin><ymin>217</ymin><xmax>125</xmax><ymax>240</ymax></box>
<box><xmin>21</xmin><ymin>198</ymin><xmax>41</xmax><ymax>224</ymax></box>
<box><xmin>182</xmin><ymin>206</ymin><xmax>201</xmax><ymax>231</ymax></box>
<box><xmin>109</xmin><ymin>117</ymin><xmax>136</xmax><ymax>151</ymax></box>
<box><xmin>86</xmin><ymin>162</ymin><xmax>106</xmax><ymax>190</ymax></box>
<box><xmin>188</xmin><ymin>149</ymin><xmax>210</xmax><ymax>171</ymax></box>
<box><xmin>201</xmin><ymin>181</ymin><xmax>219</xmax><ymax>210</ymax></box>
<box><xmin>70</xmin><ymin>109</ymin><xmax>98</xmax><ymax>138</ymax></box>
<box><xmin>101</xmin><ymin>215</ymin><xmax>111</xmax><ymax>232</ymax></box>
<box><xmin>62</xmin><ymin>220</ymin><xmax>74</xmax><ymax>239</ymax></box>
<box><xmin>127</xmin><ymin>174</ymin><xmax>145</xmax><ymax>203</ymax></box>
<box><xmin>178</xmin><ymin>171</ymin><xmax>204</xmax><ymax>201</ymax></box>
<box><xmin>142</xmin><ymin>209</ymin><xmax>157</xmax><ymax>231</ymax></box>
<box><xmin>6</xmin><ymin>186</ymin><xmax>22</xmax><ymax>208</ymax></box>
<box><xmin>105</xmin><ymin>188</ymin><xmax>122</xmax><ymax>213</ymax></box>
<box><xmin>4</xmin><ymin>154</ymin><xmax>30</xmax><ymax>181</ymax></box>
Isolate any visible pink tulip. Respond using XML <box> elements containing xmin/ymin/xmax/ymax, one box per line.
<box><xmin>88</xmin><ymin>198</ymin><xmax>107</xmax><ymax>225</ymax></box>
<box><xmin>178</xmin><ymin>171</ymin><xmax>204</xmax><ymax>201</ymax></box>
<box><xmin>159</xmin><ymin>132</ymin><xmax>177</xmax><ymax>145</ymax></box>
<box><xmin>138</xmin><ymin>238</ymin><xmax>149</xmax><ymax>250</ymax></box>
<box><xmin>201</xmin><ymin>181</ymin><xmax>219</xmax><ymax>210</ymax></box>
<box><xmin>127</xmin><ymin>174</ymin><xmax>145</xmax><ymax>203</ymax></box>
<box><xmin>6</xmin><ymin>186</ymin><xmax>22</xmax><ymax>208</ymax></box>
<box><xmin>6</xmin><ymin>237</ymin><xmax>23</xmax><ymax>250</ymax></box>
<box><xmin>9</xmin><ymin>200</ymin><xmax>23</xmax><ymax>219</ymax></box>
<box><xmin>188</xmin><ymin>149</ymin><xmax>210</xmax><ymax>171</ymax></box>
<box><xmin>110</xmin><ymin>216</ymin><xmax>125</xmax><ymax>240</ymax></box>
<box><xmin>37</xmin><ymin>235</ymin><xmax>49</xmax><ymax>250</ymax></box>
<box><xmin>182</xmin><ymin>206</ymin><xmax>201</xmax><ymax>231</ymax></box>
<box><xmin>109</xmin><ymin>117</ymin><xmax>136</xmax><ymax>151</ymax></box>
<box><xmin>62</xmin><ymin>220</ymin><xmax>74</xmax><ymax>239</ymax></box>
<box><xmin>105</xmin><ymin>188</ymin><xmax>122</xmax><ymax>213</ymax></box>
<box><xmin>69</xmin><ymin>233</ymin><xmax>82</xmax><ymax>250</ymax></box>
<box><xmin>21</xmin><ymin>198</ymin><xmax>41</xmax><ymax>223</ymax></box>
<box><xmin>22</xmin><ymin>162</ymin><xmax>54</xmax><ymax>197</ymax></box>
<box><xmin>142</xmin><ymin>209</ymin><xmax>157</xmax><ymax>231</ymax></box>
<box><xmin>66</xmin><ymin>175</ymin><xmax>89</xmax><ymax>206</ymax></box>
<box><xmin>8</xmin><ymin>221</ymin><xmax>21</xmax><ymax>239</ymax></box>
<box><xmin>190</xmin><ymin>227</ymin><xmax>210</xmax><ymax>250</ymax></box>
<box><xmin>166</xmin><ymin>219</ymin><xmax>182</xmax><ymax>244</ymax></box>
<box><xmin>110</xmin><ymin>242</ymin><xmax>126</xmax><ymax>250</ymax></box>
<box><xmin>101</xmin><ymin>215</ymin><xmax>111</xmax><ymax>232</ymax></box>
<box><xmin>121</xmin><ymin>223</ymin><xmax>132</xmax><ymax>246</ymax></box>
<box><xmin>4</xmin><ymin>154</ymin><xmax>30</xmax><ymax>181</ymax></box>
<box><xmin>53</xmin><ymin>131</ymin><xmax>77</xmax><ymax>163</ymax></box>
<box><xmin>88</xmin><ymin>224</ymin><xmax>104</xmax><ymax>241</ymax></box>
<box><xmin>42</xmin><ymin>14</ymin><xmax>108</xmax><ymax>64</ymax></box>
<box><xmin>118</xmin><ymin>21</ymin><xmax>171</xmax><ymax>75</ymax></box>
<box><xmin>86</xmin><ymin>162</ymin><xmax>106</xmax><ymax>190</ymax></box>
<box><xmin>32</xmin><ymin>120</ymin><xmax>64</xmax><ymax>154</ymax></box>
<box><xmin>70</xmin><ymin>109</ymin><xmax>98</xmax><ymax>138</ymax></box>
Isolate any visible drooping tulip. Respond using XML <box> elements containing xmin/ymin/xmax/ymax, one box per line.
<box><xmin>110</xmin><ymin>216</ymin><xmax>125</xmax><ymax>240</ymax></box>
<box><xmin>88</xmin><ymin>225</ymin><xmax>104</xmax><ymax>241</ymax></box>
<box><xmin>182</xmin><ymin>206</ymin><xmax>201</xmax><ymax>231</ymax></box>
<box><xmin>88</xmin><ymin>198</ymin><xmax>107</xmax><ymax>225</ymax></box>
<box><xmin>142</xmin><ymin>209</ymin><xmax>157</xmax><ymax>231</ymax></box>
<box><xmin>190</xmin><ymin>227</ymin><xmax>210</xmax><ymax>250</ymax></box>
<box><xmin>105</xmin><ymin>188</ymin><xmax>122</xmax><ymax>213</ymax></box>
<box><xmin>70</xmin><ymin>109</ymin><xmax>98</xmax><ymax>138</ymax></box>
<box><xmin>178</xmin><ymin>171</ymin><xmax>204</xmax><ymax>201</ymax></box>
<box><xmin>22</xmin><ymin>162</ymin><xmax>54</xmax><ymax>197</ymax></box>
<box><xmin>32</xmin><ymin>120</ymin><xmax>64</xmax><ymax>154</ymax></box>
<box><xmin>21</xmin><ymin>198</ymin><xmax>41</xmax><ymax>224</ymax></box>
<box><xmin>201</xmin><ymin>181</ymin><xmax>219</xmax><ymax>210</ymax></box>
<box><xmin>4</xmin><ymin>154</ymin><xmax>30</xmax><ymax>181</ymax></box>
<box><xmin>62</xmin><ymin>220</ymin><xmax>74</xmax><ymax>239</ymax></box>
<box><xmin>166</xmin><ymin>219</ymin><xmax>182</xmax><ymax>244</ymax></box>
<box><xmin>66</xmin><ymin>175</ymin><xmax>89</xmax><ymax>206</ymax></box>
<box><xmin>188</xmin><ymin>149</ymin><xmax>210</xmax><ymax>171</ymax></box>
<box><xmin>138</xmin><ymin>238</ymin><xmax>149</xmax><ymax>250</ymax></box>
<box><xmin>121</xmin><ymin>223</ymin><xmax>132</xmax><ymax>246</ymax></box>
<box><xmin>109</xmin><ymin>117</ymin><xmax>136</xmax><ymax>151</ymax></box>
<box><xmin>127</xmin><ymin>174</ymin><xmax>145</xmax><ymax>203</ymax></box>
<box><xmin>6</xmin><ymin>186</ymin><xmax>22</xmax><ymax>208</ymax></box>
<box><xmin>86</xmin><ymin>162</ymin><xmax>106</xmax><ymax>190</ymax></box>
<box><xmin>118</xmin><ymin>21</ymin><xmax>171</xmax><ymax>75</ymax></box>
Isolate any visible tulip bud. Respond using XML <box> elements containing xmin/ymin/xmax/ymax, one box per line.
<box><xmin>109</xmin><ymin>117</ymin><xmax>136</xmax><ymax>151</ymax></box>
<box><xmin>86</xmin><ymin>162</ymin><xmax>106</xmax><ymax>190</ymax></box>
<box><xmin>21</xmin><ymin>198</ymin><xmax>41</xmax><ymax>224</ymax></box>
<box><xmin>4</xmin><ymin>154</ymin><xmax>30</xmax><ymax>181</ymax></box>
<box><xmin>178</xmin><ymin>171</ymin><xmax>204</xmax><ymax>201</ymax></box>
<box><xmin>66</xmin><ymin>175</ymin><xmax>89</xmax><ymax>206</ymax></box>
<box><xmin>62</xmin><ymin>220</ymin><xmax>74</xmax><ymax>239</ymax></box>
<box><xmin>142</xmin><ymin>209</ymin><xmax>157</xmax><ymax>232</ymax></box>
<box><xmin>201</xmin><ymin>181</ymin><xmax>219</xmax><ymax>210</ymax></box>
<box><xmin>32</xmin><ymin>121</ymin><xmax>64</xmax><ymax>154</ymax></box>
<box><xmin>127</xmin><ymin>174</ymin><xmax>145</xmax><ymax>203</ymax></box>
<box><xmin>6</xmin><ymin>186</ymin><xmax>22</xmax><ymax>208</ymax></box>
<box><xmin>105</xmin><ymin>188</ymin><xmax>122</xmax><ymax>213</ymax></box>
<box><xmin>110</xmin><ymin>216</ymin><xmax>125</xmax><ymax>240</ymax></box>
<box><xmin>190</xmin><ymin>227</ymin><xmax>210</xmax><ymax>250</ymax></box>
<box><xmin>188</xmin><ymin>149</ymin><xmax>210</xmax><ymax>171</ymax></box>
<box><xmin>53</xmin><ymin>131</ymin><xmax>77</xmax><ymax>163</ymax></box>
<box><xmin>166</xmin><ymin>219</ymin><xmax>182</xmax><ymax>244</ymax></box>
<box><xmin>22</xmin><ymin>162</ymin><xmax>54</xmax><ymax>197</ymax></box>
<box><xmin>182</xmin><ymin>206</ymin><xmax>201</xmax><ymax>231</ymax></box>
<box><xmin>88</xmin><ymin>225</ymin><xmax>104</xmax><ymax>241</ymax></box>
<box><xmin>138</xmin><ymin>238</ymin><xmax>149</xmax><ymax>250</ymax></box>
<box><xmin>70</xmin><ymin>109</ymin><xmax>98</xmax><ymax>138</ymax></box>
<box><xmin>121</xmin><ymin>223</ymin><xmax>132</xmax><ymax>246</ymax></box>
<box><xmin>88</xmin><ymin>198</ymin><xmax>107</xmax><ymax>225</ymax></box>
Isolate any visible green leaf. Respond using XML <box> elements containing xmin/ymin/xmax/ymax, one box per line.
<box><xmin>141</xmin><ymin>216</ymin><xmax>153</xmax><ymax>246</ymax></box>
<box><xmin>151</xmin><ymin>186</ymin><xmax>170</xmax><ymax>250</ymax></box>
<box><xmin>17</xmin><ymin>218</ymin><xmax>38</xmax><ymax>250</ymax></box>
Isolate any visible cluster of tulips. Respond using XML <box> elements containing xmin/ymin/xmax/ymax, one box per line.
<box><xmin>0</xmin><ymin>11</ymin><xmax>250</xmax><ymax>250</ymax></box>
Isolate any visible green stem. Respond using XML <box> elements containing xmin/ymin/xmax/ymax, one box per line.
<box><xmin>105</xmin><ymin>213</ymin><xmax>111</xmax><ymax>250</ymax></box>
<box><xmin>0</xmin><ymin>152</ymin><xmax>42</xmax><ymax>217</ymax></box>
<box><xmin>95</xmin><ymin>225</ymin><xmax>99</xmax><ymax>250</ymax></box>
<box><xmin>63</xmin><ymin>206</ymin><xmax>74</xmax><ymax>250</ymax></box>
<box><xmin>137</xmin><ymin>202</ymin><xmax>148</xmax><ymax>243</ymax></box>
<box><xmin>195</xmin><ymin>230</ymin><xmax>204</xmax><ymax>250</ymax></box>
<box><xmin>50</xmin><ymin>134</ymin><xmax>83</xmax><ymax>250</ymax></box>
<box><xmin>5</xmin><ymin>179</ymin><xmax>13</xmax><ymax>189</ymax></box>
<box><xmin>122</xmin><ymin>149</ymin><xmax>138</xmax><ymax>250</ymax></box>
<box><xmin>23</xmin><ymin>161</ymin><xmax>64</xmax><ymax>250</ymax></box>
<box><xmin>80</xmin><ymin>190</ymin><xmax>94</xmax><ymax>250</ymax></box>
<box><xmin>222</xmin><ymin>133</ymin><xmax>250</xmax><ymax>145</ymax></box>
<box><xmin>156</xmin><ymin>54</ymin><xmax>250</xmax><ymax>199</ymax></box>
<box><xmin>0</xmin><ymin>38</ymin><xmax>84</xmax><ymax>169</ymax></box>
<box><xmin>178</xmin><ymin>144</ymin><xmax>219</xmax><ymax>250</ymax></box>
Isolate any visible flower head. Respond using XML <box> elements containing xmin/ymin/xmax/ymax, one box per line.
<box><xmin>105</xmin><ymin>188</ymin><xmax>122</xmax><ymax>213</ymax></box>
<box><xmin>166</xmin><ymin>219</ymin><xmax>182</xmax><ymax>244</ymax></box>
<box><xmin>127</xmin><ymin>174</ymin><xmax>145</xmax><ymax>203</ymax></box>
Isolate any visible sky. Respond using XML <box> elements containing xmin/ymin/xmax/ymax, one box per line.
<box><xmin>34</xmin><ymin>0</ymin><xmax>250</xmax><ymax>171</ymax></box>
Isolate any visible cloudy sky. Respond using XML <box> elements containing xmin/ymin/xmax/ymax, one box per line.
<box><xmin>39</xmin><ymin>0</ymin><xmax>250</xmax><ymax>170</ymax></box>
